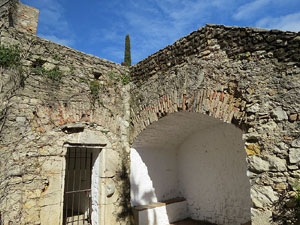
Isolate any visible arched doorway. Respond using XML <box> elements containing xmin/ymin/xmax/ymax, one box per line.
<box><xmin>130</xmin><ymin>112</ymin><xmax>251</xmax><ymax>225</ymax></box>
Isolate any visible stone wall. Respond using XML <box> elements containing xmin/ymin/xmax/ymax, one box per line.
<box><xmin>130</xmin><ymin>25</ymin><xmax>300</xmax><ymax>224</ymax></box>
<box><xmin>131</xmin><ymin>25</ymin><xmax>300</xmax><ymax>83</ymax></box>
<box><xmin>0</xmin><ymin>0</ymin><xmax>38</xmax><ymax>34</ymax></box>
<box><xmin>0</xmin><ymin>24</ymin><xmax>131</xmax><ymax>224</ymax></box>
<box><xmin>0</xmin><ymin>1</ymin><xmax>300</xmax><ymax>224</ymax></box>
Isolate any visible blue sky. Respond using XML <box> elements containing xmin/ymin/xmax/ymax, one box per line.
<box><xmin>22</xmin><ymin>0</ymin><xmax>300</xmax><ymax>65</ymax></box>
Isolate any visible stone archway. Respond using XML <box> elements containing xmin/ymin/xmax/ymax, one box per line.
<box><xmin>130</xmin><ymin>100</ymin><xmax>252</xmax><ymax>225</ymax></box>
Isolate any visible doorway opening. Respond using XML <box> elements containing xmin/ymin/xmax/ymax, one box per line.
<box><xmin>63</xmin><ymin>147</ymin><xmax>100</xmax><ymax>225</ymax></box>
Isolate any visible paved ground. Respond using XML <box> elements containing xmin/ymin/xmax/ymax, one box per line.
<box><xmin>170</xmin><ymin>219</ymin><xmax>252</xmax><ymax>225</ymax></box>
<box><xmin>170</xmin><ymin>218</ymin><xmax>218</xmax><ymax>225</ymax></box>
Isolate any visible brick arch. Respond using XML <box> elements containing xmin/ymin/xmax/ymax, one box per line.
<box><xmin>131</xmin><ymin>88</ymin><xmax>247</xmax><ymax>141</ymax></box>
<box><xmin>130</xmin><ymin>87</ymin><xmax>253</xmax><ymax>224</ymax></box>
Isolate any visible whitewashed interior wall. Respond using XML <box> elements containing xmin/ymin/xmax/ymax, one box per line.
<box><xmin>178</xmin><ymin>124</ymin><xmax>251</xmax><ymax>225</ymax></box>
<box><xmin>130</xmin><ymin>112</ymin><xmax>251</xmax><ymax>224</ymax></box>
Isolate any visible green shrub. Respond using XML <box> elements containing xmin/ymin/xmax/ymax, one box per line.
<box><xmin>108</xmin><ymin>71</ymin><xmax>116</xmax><ymax>80</ymax></box>
<box><xmin>107</xmin><ymin>71</ymin><xmax>130</xmax><ymax>85</ymax></box>
<box><xmin>32</xmin><ymin>65</ymin><xmax>63</xmax><ymax>82</ymax></box>
<box><xmin>119</xmin><ymin>73</ymin><xmax>131</xmax><ymax>85</ymax></box>
<box><xmin>89</xmin><ymin>80</ymin><xmax>101</xmax><ymax>106</ymax></box>
<box><xmin>52</xmin><ymin>54</ymin><xmax>61</xmax><ymax>61</ymax></box>
<box><xmin>0</xmin><ymin>45</ymin><xmax>21</xmax><ymax>67</ymax></box>
<box><xmin>294</xmin><ymin>180</ymin><xmax>300</xmax><ymax>206</ymax></box>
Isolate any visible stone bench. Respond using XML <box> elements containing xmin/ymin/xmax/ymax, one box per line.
<box><xmin>133</xmin><ymin>197</ymin><xmax>188</xmax><ymax>225</ymax></box>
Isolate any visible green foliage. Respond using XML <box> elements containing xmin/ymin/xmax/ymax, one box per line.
<box><xmin>119</xmin><ymin>73</ymin><xmax>131</xmax><ymax>85</ymax></box>
<box><xmin>291</xmin><ymin>180</ymin><xmax>300</xmax><ymax>221</ymax></box>
<box><xmin>108</xmin><ymin>71</ymin><xmax>131</xmax><ymax>85</ymax></box>
<box><xmin>101</xmin><ymin>130</ymin><xmax>109</xmax><ymax>134</ymax></box>
<box><xmin>236</xmin><ymin>51</ymin><xmax>252</xmax><ymax>61</ymax></box>
<box><xmin>79</xmin><ymin>78</ymin><xmax>88</xmax><ymax>84</ymax></box>
<box><xmin>294</xmin><ymin>180</ymin><xmax>300</xmax><ymax>206</ymax></box>
<box><xmin>89</xmin><ymin>80</ymin><xmax>101</xmax><ymax>106</ymax></box>
<box><xmin>32</xmin><ymin>65</ymin><xmax>63</xmax><ymax>82</ymax></box>
<box><xmin>124</xmin><ymin>34</ymin><xmax>131</xmax><ymax>66</ymax></box>
<box><xmin>108</xmin><ymin>71</ymin><xmax>116</xmax><ymax>80</ymax></box>
<box><xmin>52</xmin><ymin>54</ymin><xmax>61</xmax><ymax>61</ymax></box>
<box><xmin>70</xmin><ymin>66</ymin><xmax>75</xmax><ymax>76</ymax></box>
<box><xmin>46</xmin><ymin>66</ymin><xmax>63</xmax><ymax>82</ymax></box>
<box><xmin>0</xmin><ymin>45</ymin><xmax>21</xmax><ymax>67</ymax></box>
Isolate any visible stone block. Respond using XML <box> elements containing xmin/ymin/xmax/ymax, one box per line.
<box><xmin>271</xmin><ymin>107</ymin><xmax>288</xmax><ymax>121</ymax></box>
<box><xmin>40</xmin><ymin>204</ymin><xmax>62</xmax><ymax>225</ymax></box>
<box><xmin>104</xmin><ymin>149</ymin><xmax>120</xmax><ymax>177</ymax></box>
<box><xmin>289</xmin><ymin>114</ymin><xmax>298</xmax><ymax>121</ymax></box>
<box><xmin>292</xmin><ymin>138</ymin><xmax>300</xmax><ymax>148</ymax></box>
<box><xmin>250</xmin><ymin>156</ymin><xmax>269</xmax><ymax>172</ymax></box>
<box><xmin>245</xmin><ymin>143</ymin><xmax>261</xmax><ymax>155</ymax></box>
<box><xmin>251</xmin><ymin>186</ymin><xmax>278</xmax><ymax>208</ymax></box>
<box><xmin>251</xmin><ymin>208</ymin><xmax>272</xmax><ymax>225</ymax></box>
<box><xmin>78</xmin><ymin>130</ymin><xmax>108</xmax><ymax>145</ymax></box>
<box><xmin>289</xmin><ymin>148</ymin><xmax>300</xmax><ymax>164</ymax></box>
<box><xmin>266</xmin><ymin>155</ymin><xmax>287</xmax><ymax>171</ymax></box>
<box><xmin>246</xmin><ymin>103</ymin><xmax>260</xmax><ymax>113</ymax></box>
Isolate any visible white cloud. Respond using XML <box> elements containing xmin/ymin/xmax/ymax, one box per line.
<box><xmin>113</xmin><ymin>0</ymin><xmax>238</xmax><ymax>63</ymax></box>
<box><xmin>90</xmin><ymin>29</ymin><xmax>122</xmax><ymax>44</ymax></box>
<box><xmin>256</xmin><ymin>13</ymin><xmax>300</xmax><ymax>32</ymax></box>
<box><xmin>124</xmin><ymin>0</ymin><xmax>212</xmax><ymax>44</ymax></box>
<box><xmin>233</xmin><ymin>0</ymin><xmax>271</xmax><ymax>20</ymax></box>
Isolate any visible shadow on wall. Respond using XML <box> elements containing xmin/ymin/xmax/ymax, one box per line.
<box><xmin>130</xmin><ymin>147</ymin><xmax>159</xmax><ymax>206</ymax></box>
<box><xmin>131</xmin><ymin>173</ymin><xmax>158</xmax><ymax>225</ymax></box>
<box><xmin>116</xmin><ymin>157</ymin><xmax>134</xmax><ymax>224</ymax></box>
<box><xmin>130</xmin><ymin>149</ymin><xmax>159</xmax><ymax>225</ymax></box>
<box><xmin>130</xmin><ymin>147</ymin><xmax>185</xmax><ymax>225</ymax></box>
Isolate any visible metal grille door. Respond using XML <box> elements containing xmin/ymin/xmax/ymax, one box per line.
<box><xmin>63</xmin><ymin>148</ymin><xmax>93</xmax><ymax>225</ymax></box>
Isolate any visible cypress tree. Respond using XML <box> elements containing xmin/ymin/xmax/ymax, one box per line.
<box><xmin>124</xmin><ymin>34</ymin><xmax>131</xmax><ymax>66</ymax></box>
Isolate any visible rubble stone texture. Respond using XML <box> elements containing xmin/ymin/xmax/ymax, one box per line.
<box><xmin>0</xmin><ymin>0</ymin><xmax>300</xmax><ymax>225</ymax></box>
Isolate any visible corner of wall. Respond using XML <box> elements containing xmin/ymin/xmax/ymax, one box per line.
<box><xmin>0</xmin><ymin>0</ymin><xmax>39</xmax><ymax>34</ymax></box>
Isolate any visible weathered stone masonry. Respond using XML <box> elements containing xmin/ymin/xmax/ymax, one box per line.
<box><xmin>0</xmin><ymin>2</ymin><xmax>131</xmax><ymax>224</ymax></box>
<box><xmin>130</xmin><ymin>25</ymin><xmax>300</xmax><ymax>224</ymax></box>
<box><xmin>0</xmin><ymin>0</ymin><xmax>300</xmax><ymax>224</ymax></box>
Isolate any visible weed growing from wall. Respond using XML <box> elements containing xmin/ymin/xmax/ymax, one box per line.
<box><xmin>119</xmin><ymin>73</ymin><xmax>131</xmax><ymax>85</ymax></box>
<box><xmin>108</xmin><ymin>71</ymin><xmax>131</xmax><ymax>85</ymax></box>
<box><xmin>0</xmin><ymin>45</ymin><xmax>21</xmax><ymax>68</ymax></box>
<box><xmin>32</xmin><ymin>65</ymin><xmax>63</xmax><ymax>82</ymax></box>
<box><xmin>0</xmin><ymin>45</ymin><xmax>24</xmax><ymax>136</ymax></box>
<box><xmin>235</xmin><ymin>51</ymin><xmax>252</xmax><ymax>61</ymax></box>
<box><xmin>52</xmin><ymin>54</ymin><xmax>61</xmax><ymax>61</ymax></box>
<box><xmin>293</xmin><ymin>180</ymin><xmax>300</xmax><ymax>217</ymax></box>
<box><xmin>108</xmin><ymin>71</ymin><xmax>116</xmax><ymax>80</ymax></box>
<box><xmin>89</xmin><ymin>80</ymin><xmax>101</xmax><ymax>106</ymax></box>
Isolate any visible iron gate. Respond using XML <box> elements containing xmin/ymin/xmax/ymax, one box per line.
<box><xmin>63</xmin><ymin>147</ymin><xmax>93</xmax><ymax>225</ymax></box>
